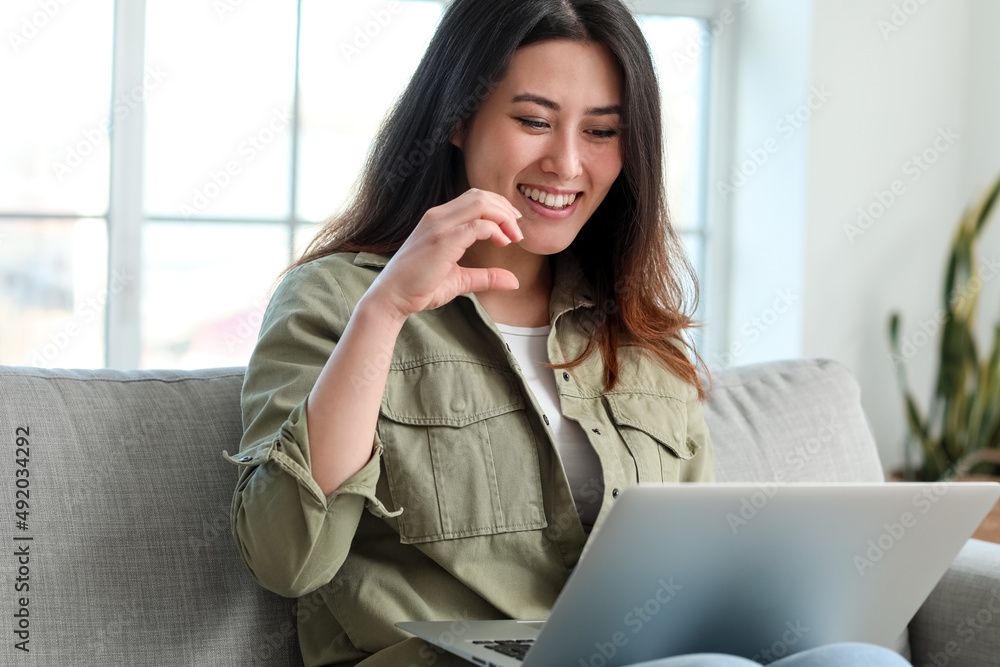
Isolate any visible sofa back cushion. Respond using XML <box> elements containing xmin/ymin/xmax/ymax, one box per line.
<box><xmin>0</xmin><ymin>366</ymin><xmax>300</xmax><ymax>666</ymax></box>
<box><xmin>704</xmin><ymin>359</ymin><xmax>885</xmax><ymax>483</ymax></box>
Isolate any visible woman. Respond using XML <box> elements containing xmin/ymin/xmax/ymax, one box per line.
<box><xmin>230</xmin><ymin>1</ymin><xmax>910</xmax><ymax>665</ymax></box>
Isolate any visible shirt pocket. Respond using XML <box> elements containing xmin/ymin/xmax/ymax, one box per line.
<box><xmin>606</xmin><ymin>392</ymin><xmax>698</xmax><ymax>482</ymax></box>
<box><xmin>377</xmin><ymin>362</ymin><xmax>548</xmax><ymax>544</ymax></box>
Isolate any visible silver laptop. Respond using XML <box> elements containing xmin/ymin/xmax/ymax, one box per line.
<box><xmin>397</xmin><ymin>482</ymin><xmax>1000</xmax><ymax>666</ymax></box>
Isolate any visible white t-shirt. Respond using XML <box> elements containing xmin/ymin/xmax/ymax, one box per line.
<box><xmin>495</xmin><ymin>323</ymin><xmax>604</xmax><ymax>529</ymax></box>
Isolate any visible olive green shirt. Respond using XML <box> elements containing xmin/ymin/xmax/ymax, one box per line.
<box><xmin>228</xmin><ymin>251</ymin><xmax>715</xmax><ymax>667</ymax></box>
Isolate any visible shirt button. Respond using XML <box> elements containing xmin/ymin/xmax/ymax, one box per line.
<box><xmin>451</xmin><ymin>397</ymin><xmax>466</xmax><ymax>412</ymax></box>
<box><xmin>612</xmin><ymin>488</ymin><xmax>620</xmax><ymax>499</ymax></box>
<box><xmin>562</xmin><ymin>372</ymin><xmax>570</xmax><ymax>381</ymax></box>
<box><xmin>240</xmin><ymin>456</ymin><xmax>253</xmax><ymax>463</ymax></box>
<box><xmin>543</xmin><ymin>414</ymin><xmax>550</xmax><ymax>426</ymax></box>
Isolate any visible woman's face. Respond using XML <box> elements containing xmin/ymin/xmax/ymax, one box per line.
<box><xmin>454</xmin><ymin>39</ymin><xmax>624</xmax><ymax>256</ymax></box>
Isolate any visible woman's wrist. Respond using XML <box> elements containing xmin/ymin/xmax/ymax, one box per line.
<box><xmin>356</xmin><ymin>285</ymin><xmax>411</xmax><ymax>331</ymax></box>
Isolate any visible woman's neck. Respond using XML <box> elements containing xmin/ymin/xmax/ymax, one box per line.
<box><xmin>460</xmin><ymin>241</ymin><xmax>554</xmax><ymax>327</ymax></box>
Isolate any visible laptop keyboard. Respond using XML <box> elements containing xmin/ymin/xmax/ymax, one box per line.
<box><xmin>473</xmin><ymin>638</ymin><xmax>535</xmax><ymax>661</ymax></box>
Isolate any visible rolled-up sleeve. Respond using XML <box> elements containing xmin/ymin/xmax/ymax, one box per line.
<box><xmin>226</xmin><ymin>261</ymin><xmax>399</xmax><ymax>598</ymax></box>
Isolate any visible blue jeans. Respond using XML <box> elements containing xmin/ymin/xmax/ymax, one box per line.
<box><xmin>629</xmin><ymin>642</ymin><xmax>911</xmax><ymax>666</ymax></box>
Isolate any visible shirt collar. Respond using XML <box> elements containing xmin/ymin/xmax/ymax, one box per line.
<box><xmin>354</xmin><ymin>252</ymin><xmax>390</xmax><ymax>268</ymax></box>
<box><xmin>549</xmin><ymin>251</ymin><xmax>596</xmax><ymax>321</ymax></box>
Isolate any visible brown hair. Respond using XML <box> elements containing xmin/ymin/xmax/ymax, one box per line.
<box><xmin>292</xmin><ymin>0</ymin><xmax>709</xmax><ymax>398</ymax></box>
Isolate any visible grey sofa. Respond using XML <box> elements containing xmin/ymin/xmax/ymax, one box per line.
<box><xmin>0</xmin><ymin>358</ymin><xmax>997</xmax><ymax>666</ymax></box>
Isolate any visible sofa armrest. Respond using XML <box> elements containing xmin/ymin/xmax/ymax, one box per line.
<box><xmin>908</xmin><ymin>539</ymin><xmax>1000</xmax><ymax>666</ymax></box>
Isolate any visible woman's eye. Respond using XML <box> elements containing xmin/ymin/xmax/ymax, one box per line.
<box><xmin>516</xmin><ymin>118</ymin><xmax>548</xmax><ymax>130</ymax></box>
<box><xmin>589</xmin><ymin>128</ymin><xmax>618</xmax><ymax>140</ymax></box>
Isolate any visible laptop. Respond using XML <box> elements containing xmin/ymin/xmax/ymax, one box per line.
<box><xmin>397</xmin><ymin>482</ymin><xmax>1000</xmax><ymax>666</ymax></box>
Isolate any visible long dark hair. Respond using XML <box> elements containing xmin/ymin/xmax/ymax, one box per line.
<box><xmin>294</xmin><ymin>0</ymin><xmax>708</xmax><ymax>398</ymax></box>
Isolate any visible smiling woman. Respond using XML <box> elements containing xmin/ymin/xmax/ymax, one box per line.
<box><xmin>227</xmin><ymin>2</ymin><xmax>906</xmax><ymax>667</ymax></box>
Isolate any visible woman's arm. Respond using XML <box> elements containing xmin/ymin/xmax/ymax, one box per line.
<box><xmin>231</xmin><ymin>189</ymin><xmax>523</xmax><ymax>597</ymax></box>
<box><xmin>304</xmin><ymin>293</ymin><xmax>407</xmax><ymax>495</ymax></box>
<box><xmin>304</xmin><ymin>189</ymin><xmax>523</xmax><ymax>496</ymax></box>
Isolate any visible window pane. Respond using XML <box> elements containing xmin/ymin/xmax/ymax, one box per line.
<box><xmin>0</xmin><ymin>219</ymin><xmax>108</xmax><ymax>367</ymax></box>
<box><xmin>144</xmin><ymin>1</ymin><xmax>297</xmax><ymax>219</ymax></box>
<box><xmin>294</xmin><ymin>223</ymin><xmax>322</xmax><ymax>260</ymax></box>
<box><xmin>638</xmin><ymin>16</ymin><xmax>708</xmax><ymax>232</ymax></box>
<box><xmin>141</xmin><ymin>223</ymin><xmax>289</xmax><ymax>369</ymax></box>
<box><xmin>0</xmin><ymin>1</ymin><xmax>113</xmax><ymax>216</ymax></box>
<box><xmin>296</xmin><ymin>0</ymin><xmax>444</xmax><ymax>223</ymax></box>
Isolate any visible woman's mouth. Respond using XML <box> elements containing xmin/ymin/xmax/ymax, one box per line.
<box><xmin>517</xmin><ymin>184</ymin><xmax>580</xmax><ymax>211</ymax></box>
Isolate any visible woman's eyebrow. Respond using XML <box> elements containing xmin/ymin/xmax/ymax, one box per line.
<box><xmin>511</xmin><ymin>93</ymin><xmax>621</xmax><ymax>117</ymax></box>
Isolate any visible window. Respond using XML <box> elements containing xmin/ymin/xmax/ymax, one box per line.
<box><xmin>1</xmin><ymin>1</ymin><xmax>114</xmax><ymax>368</ymax></box>
<box><xmin>1</xmin><ymin>0</ymin><xmax>727</xmax><ymax>369</ymax></box>
<box><xmin>636</xmin><ymin>13</ymin><xmax>713</xmax><ymax>353</ymax></box>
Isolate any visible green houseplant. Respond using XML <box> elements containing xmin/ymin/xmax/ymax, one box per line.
<box><xmin>888</xmin><ymin>172</ymin><xmax>1000</xmax><ymax>481</ymax></box>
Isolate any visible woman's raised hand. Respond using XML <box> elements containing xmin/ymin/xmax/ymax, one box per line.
<box><xmin>366</xmin><ymin>188</ymin><xmax>523</xmax><ymax>321</ymax></box>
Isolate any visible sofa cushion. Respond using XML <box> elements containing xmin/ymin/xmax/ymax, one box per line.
<box><xmin>704</xmin><ymin>359</ymin><xmax>886</xmax><ymax>484</ymax></box>
<box><xmin>0</xmin><ymin>366</ymin><xmax>300</xmax><ymax>666</ymax></box>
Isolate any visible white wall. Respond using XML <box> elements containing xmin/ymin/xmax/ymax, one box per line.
<box><xmin>722</xmin><ymin>0</ymin><xmax>1000</xmax><ymax>470</ymax></box>
<box><xmin>803</xmin><ymin>0</ymin><xmax>970</xmax><ymax>472</ymax></box>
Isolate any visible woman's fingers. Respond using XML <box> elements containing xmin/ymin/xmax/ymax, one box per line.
<box><xmin>457</xmin><ymin>266</ymin><xmax>519</xmax><ymax>294</ymax></box>
<box><xmin>460</xmin><ymin>217</ymin><xmax>520</xmax><ymax>249</ymax></box>
<box><xmin>442</xmin><ymin>190</ymin><xmax>522</xmax><ymax>246</ymax></box>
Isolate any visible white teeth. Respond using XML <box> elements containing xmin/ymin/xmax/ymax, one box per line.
<box><xmin>518</xmin><ymin>185</ymin><xmax>578</xmax><ymax>209</ymax></box>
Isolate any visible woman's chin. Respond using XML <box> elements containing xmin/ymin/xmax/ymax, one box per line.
<box><xmin>514</xmin><ymin>233</ymin><xmax>578</xmax><ymax>257</ymax></box>
<box><xmin>516</xmin><ymin>230</ymin><xmax>575</xmax><ymax>255</ymax></box>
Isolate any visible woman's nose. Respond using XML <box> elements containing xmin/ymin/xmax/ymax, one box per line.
<box><xmin>540</xmin><ymin>132</ymin><xmax>583</xmax><ymax>181</ymax></box>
